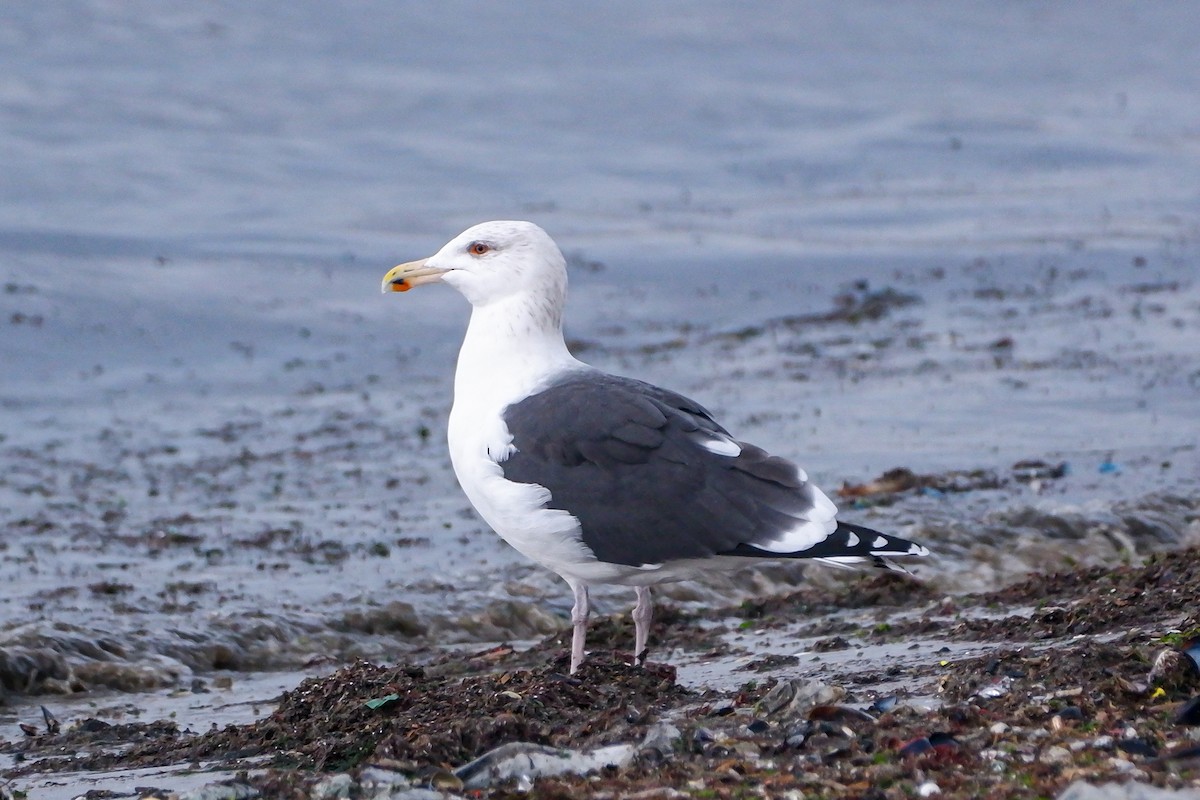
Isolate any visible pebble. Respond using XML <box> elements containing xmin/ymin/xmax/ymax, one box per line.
<box><xmin>989</xmin><ymin>722</ymin><xmax>1010</xmax><ymax>736</ymax></box>
<box><xmin>1110</xmin><ymin>757</ymin><xmax>1137</xmax><ymax>773</ymax></box>
<box><xmin>310</xmin><ymin>774</ymin><xmax>353</xmax><ymax>799</ymax></box>
<box><xmin>1056</xmin><ymin>705</ymin><xmax>1084</xmax><ymax>721</ymax></box>
<box><xmin>707</xmin><ymin>699</ymin><xmax>736</xmax><ymax>716</ymax></box>
<box><xmin>1040</xmin><ymin>745</ymin><xmax>1072</xmax><ymax>764</ymax></box>
<box><xmin>639</xmin><ymin>721</ymin><xmax>683</xmax><ymax>760</ymax></box>
<box><xmin>782</xmin><ymin>724</ymin><xmax>811</xmax><ymax>753</ymax></box>
<box><xmin>177</xmin><ymin>784</ymin><xmax>260</xmax><ymax>800</ymax></box>
<box><xmin>733</xmin><ymin>741</ymin><xmax>761</xmax><ymax>759</ymax></box>
<box><xmin>358</xmin><ymin>767</ymin><xmax>412</xmax><ymax>792</ymax></box>
<box><xmin>917</xmin><ymin>781</ymin><xmax>941</xmax><ymax>797</ymax></box>
<box><xmin>1057</xmin><ymin>779</ymin><xmax>1199</xmax><ymax>799</ymax></box>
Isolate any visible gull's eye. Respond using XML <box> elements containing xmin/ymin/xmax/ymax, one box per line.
<box><xmin>468</xmin><ymin>241</ymin><xmax>491</xmax><ymax>256</ymax></box>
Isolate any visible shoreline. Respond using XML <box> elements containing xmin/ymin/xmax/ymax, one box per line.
<box><xmin>4</xmin><ymin>543</ymin><xmax>1199</xmax><ymax>799</ymax></box>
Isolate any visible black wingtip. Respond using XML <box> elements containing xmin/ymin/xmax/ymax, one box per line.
<box><xmin>722</xmin><ymin>521</ymin><xmax>929</xmax><ymax>562</ymax></box>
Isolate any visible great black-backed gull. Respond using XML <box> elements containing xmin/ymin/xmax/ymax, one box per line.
<box><xmin>382</xmin><ymin>221</ymin><xmax>929</xmax><ymax>673</ymax></box>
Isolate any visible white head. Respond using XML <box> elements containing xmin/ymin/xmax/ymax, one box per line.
<box><xmin>382</xmin><ymin>221</ymin><xmax>568</xmax><ymax>314</ymax></box>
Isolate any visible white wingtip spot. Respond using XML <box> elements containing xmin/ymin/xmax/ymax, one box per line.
<box><xmin>908</xmin><ymin>543</ymin><xmax>930</xmax><ymax>556</ymax></box>
<box><xmin>872</xmin><ymin>535</ymin><xmax>889</xmax><ymax>548</ymax></box>
<box><xmin>815</xmin><ymin>555</ymin><xmax>869</xmax><ymax>570</ymax></box>
<box><xmin>845</xmin><ymin>531</ymin><xmax>859</xmax><ymax>547</ymax></box>
<box><xmin>698</xmin><ymin>436</ymin><xmax>741</xmax><ymax>457</ymax></box>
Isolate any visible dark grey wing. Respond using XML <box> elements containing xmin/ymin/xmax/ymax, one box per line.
<box><xmin>499</xmin><ymin>370</ymin><xmax>833</xmax><ymax>566</ymax></box>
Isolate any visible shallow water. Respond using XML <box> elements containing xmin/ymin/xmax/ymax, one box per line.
<box><xmin>1</xmin><ymin>0</ymin><xmax>1198</xmax><ymax>738</ymax></box>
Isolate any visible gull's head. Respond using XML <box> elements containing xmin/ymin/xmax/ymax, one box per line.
<box><xmin>382</xmin><ymin>220</ymin><xmax>567</xmax><ymax>309</ymax></box>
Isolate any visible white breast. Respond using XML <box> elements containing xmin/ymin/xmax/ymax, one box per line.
<box><xmin>447</xmin><ymin>396</ymin><xmax>602</xmax><ymax>577</ymax></box>
<box><xmin>445</xmin><ymin>303</ymin><xmax>601</xmax><ymax>578</ymax></box>
<box><xmin>443</xmin><ymin>290</ymin><xmax>673</xmax><ymax>584</ymax></box>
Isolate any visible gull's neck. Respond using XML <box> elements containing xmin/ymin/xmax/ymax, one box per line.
<box><xmin>454</xmin><ymin>291</ymin><xmax>581</xmax><ymax>407</ymax></box>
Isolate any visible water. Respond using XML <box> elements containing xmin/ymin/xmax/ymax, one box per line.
<box><xmin>1</xmin><ymin>0</ymin><xmax>1198</xmax><ymax>725</ymax></box>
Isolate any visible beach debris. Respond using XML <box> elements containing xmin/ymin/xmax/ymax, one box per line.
<box><xmin>1011</xmin><ymin>459</ymin><xmax>1069</xmax><ymax>483</ymax></box>
<box><xmin>758</xmin><ymin>678</ymin><xmax>845</xmax><ymax>718</ymax></box>
<box><xmin>426</xmin><ymin>770</ymin><xmax>464</xmax><ymax>792</ymax></box>
<box><xmin>453</xmin><ymin>741</ymin><xmax>636</xmax><ymax>790</ymax></box>
<box><xmin>745</xmin><ymin>718</ymin><xmax>770</xmax><ymax>734</ymax></box>
<box><xmin>310</xmin><ymin>773</ymin><xmax>354</xmax><ymax>799</ymax></box>
<box><xmin>826</xmin><ymin>283</ymin><xmax>921</xmax><ymax>323</ymax></box>
<box><xmin>782</xmin><ymin>721</ymin><xmax>811</xmax><ymax>749</ymax></box>
<box><xmin>638</xmin><ymin>720</ymin><xmax>683</xmax><ymax>761</ymax></box>
<box><xmin>1115</xmin><ymin>737</ymin><xmax>1158</xmax><ymax>758</ymax></box>
<box><xmin>1173</xmin><ymin>696</ymin><xmax>1200</xmax><ymax>726</ymax></box>
<box><xmin>706</xmin><ymin>699</ymin><xmax>736</xmax><ymax>716</ymax></box>
<box><xmin>808</xmin><ymin>704</ymin><xmax>878</xmax><ymax>725</ymax></box>
<box><xmin>684</xmin><ymin>726</ymin><xmax>716</xmax><ymax>754</ymax></box>
<box><xmin>899</xmin><ymin>732</ymin><xmax>960</xmax><ymax>759</ymax></box>
<box><xmin>1053</xmin><ymin>705</ymin><xmax>1084</xmax><ymax>726</ymax></box>
<box><xmin>364</xmin><ymin>692</ymin><xmax>402</xmax><ymax>710</ymax></box>
<box><xmin>356</xmin><ymin>766</ymin><xmax>413</xmax><ymax>795</ymax></box>
<box><xmin>838</xmin><ymin>465</ymin><xmax>1004</xmax><ymax>502</ymax></box>
<box><xmin>1056</xmin><ymin>779</ymin><xmax>1198</xmax><ymax>799</ymax></box>
<box><xmin>973</xmin><ymin>675</ymin><xmax>1013</xmax><ymax>700</ymax></box>
<box><xmin>1148</xmin><ymin>642</ymin><xmax>1200</xmax><ymax>693</ymax></box>
<box><xmin>176</xmin><ymin>782</ymin><xmax>260</xmax><ymax>800</ymax></box>
<box><xmin>812</xmin><ymin>635</ymin><xmax>852</xmax><ymax>652</ymax></box>
<box><xmin>1155</xmin><ymin>743</ymin><xmax>1200</xmax><ymax>767</ymax></box>
<box><xmin>868</xmin><ymin>695</ymin><xmax>898</xmax><ymax>714</ymax></box>
<box><xmin>1012</xmin><ymin>460</ymin><xmax>1067</xmax><ymax>493</ymax></box>
<box><xmin>897</xmin><ymin>736</ymin><xmax>931</xmax><ymax>757</ymax></box>
<box><xmin>40</xmin><ymin>706</ymin><xmax>59</xmax><ymax>736</ymax></box>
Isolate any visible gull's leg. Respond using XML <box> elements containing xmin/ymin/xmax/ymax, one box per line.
<box><xmin>568</xmin><ymin>580</ymin><xmax>590</xmax><ymax>674</ymax></box>
<box><xmin>632</xmin><ymin>586</ymin><xmax>653</xmax><ymax>667</ymax></box>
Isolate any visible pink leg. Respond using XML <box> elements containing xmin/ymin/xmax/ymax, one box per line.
<box><xmin>568</xmin><ymin>580</ymin><xmax>590</xmax><ymax>674</ymax></box>
<box><xmin>633</xmin><ymin>586</ymin><xmax>653</xmax><ymax>666</ymax></box>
